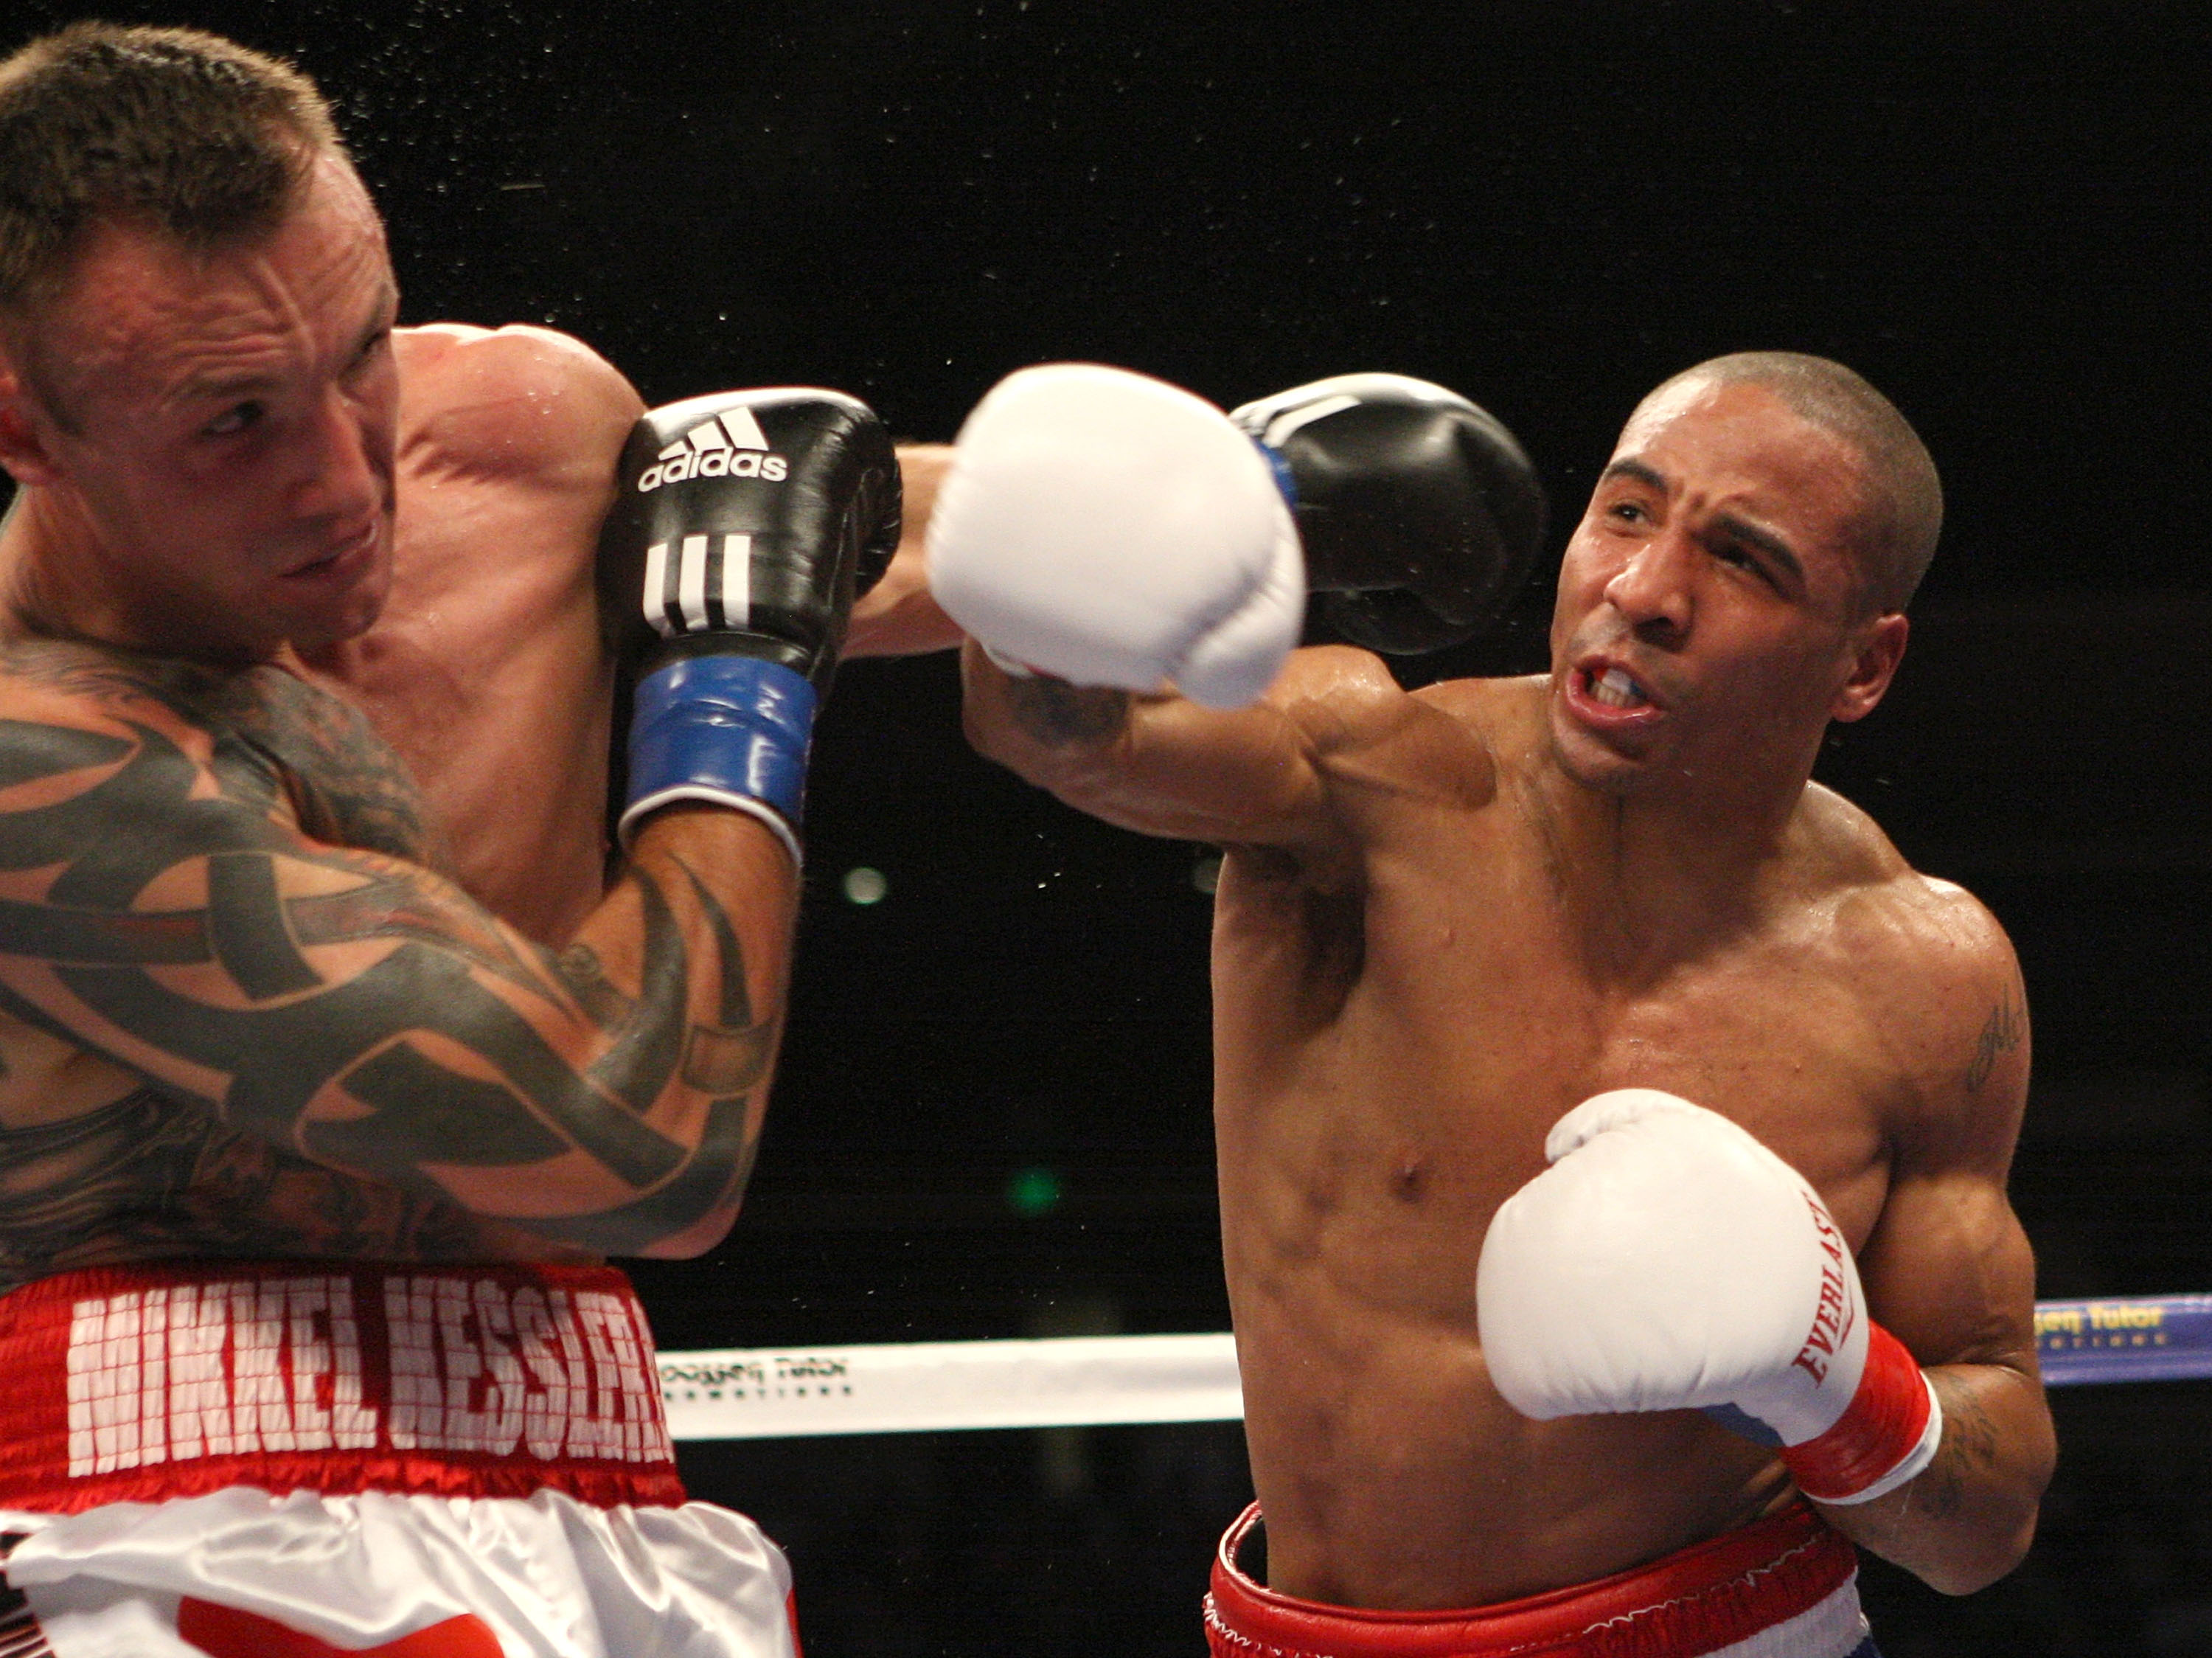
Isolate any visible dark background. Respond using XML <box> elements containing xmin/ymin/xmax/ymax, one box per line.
<box><xmin>11</xmin><ymin>0</ymin><xmax>2212</xmax><ymax>1651</ymax></box>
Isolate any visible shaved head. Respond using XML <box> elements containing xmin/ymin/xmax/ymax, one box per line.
<box><xmin>1638</xmin><ymin>353</ymin><xmax>1941</xmax><ymax>614</ymax></box>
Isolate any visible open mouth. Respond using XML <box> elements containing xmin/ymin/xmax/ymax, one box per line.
<box><xmin>1562</xmin><ymin>656</ymin><xmax>1668</xmax><ymax>732</ymax></box>
<box><xmin>1585</xmin><ymin>665</ymin><xmax>1649</xmax><ymax>710</ymax></box>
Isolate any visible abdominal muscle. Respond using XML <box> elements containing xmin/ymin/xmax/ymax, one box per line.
<box><xmin>1226</xmin><ymin>1237</ymin><xmax>1790</xmax><ymax>1609</ymax></box>
<box><xmin>1208</xmin><ymin>864</ymin><xmax>1795</xmax><ymax>1610</ymax></box>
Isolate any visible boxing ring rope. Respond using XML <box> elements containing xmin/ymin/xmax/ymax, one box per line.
<box><xmin>655</xmin><ymin>1294</ymin><xmax>2212</xmax><ymax>1440</ymax></box>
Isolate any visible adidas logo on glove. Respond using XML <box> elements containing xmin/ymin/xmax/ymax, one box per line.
<box><xmin>636</xmin><ymin>406</ymin><xmax>790</xmax><ymax>491</ymax></box>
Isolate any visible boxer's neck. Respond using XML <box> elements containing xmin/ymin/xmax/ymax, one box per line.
<box><xmin>0</xmin><ymin>490</ymin><xmax>273</xmax><ymax>667</ymax></box>
<box><xmin>1532</xmin><ymin>746</ymin><xmax>1815</xmax><ymax>968</ymax></box>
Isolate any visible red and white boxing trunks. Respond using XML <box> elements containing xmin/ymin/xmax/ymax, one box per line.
<box><xmin>0</xmin><ymin>1261</ymin><xmax>799</xmax><ymax>1657</ymax></box>
<box><xmin>1205</xmin><ymin>1501</ymin><xmax>1879</xmax><ymax>1658</ymax></box>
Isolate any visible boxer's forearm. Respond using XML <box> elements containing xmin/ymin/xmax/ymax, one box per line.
<box><xmin>844</xmin><ymin>444</ymin><xmax>963</xmax><ymax>657</ymax></box>
<box><xmin>965</xmin><ymin>644</ymin><xmax>1134</xmax><ymax>751</ymax></box>
<box><xmin>1813</xmin><ymin>1360</ymin><xmax>2053</xmax><ymax>1595</ymax></box>
<box><xmin>959</xmin><ymin>642</ymin><xmax>1147</xmax><ymax>818</ymax></box>
<box><xmin>962</xmin><ymin>641</ymin><xmax>1342</xmax><ymax>851</ymax></box>
<box><xmin>843</xmin><ymin>541</ymin><xmax>962</xmax><ymax>656</ymax></box>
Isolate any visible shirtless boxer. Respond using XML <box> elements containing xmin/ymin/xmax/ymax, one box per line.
<box><xmin>0</xmin><ymin>24</ymin><xmax>922</xmax><ymax>1656</ymax></box>
<box><xmin>296</xmin><ymin>323</ymin><xmax>951</xmax><ymax>949</ymax></box>
<box><xmin>933</xmin><ymin>359</ymin><xmax>2056</xmax><ymax>1655</ymax></box>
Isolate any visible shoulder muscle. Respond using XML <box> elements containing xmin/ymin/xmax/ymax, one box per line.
<box><xmin>395</xmin><ymin>324</ymin><xmax>644</xmax><ymax>488</ymax></box>
<box><xmin>1277</xmin><ymin>651</ymin><xmax>1500</xmax><ymax>817</ymax></box>
<box><xmin>1842</xmin><ymin>870</ymin><xmax>2028</xmax><ymax>1176</ymax></box>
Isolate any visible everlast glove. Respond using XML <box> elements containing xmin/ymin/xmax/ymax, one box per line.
<box><xmin>1481</xmin><ymin>1091</ymin><xmax>1943</xmax><ymax>1506</ymax></box>
<box><xmin>928</xmin><ymin>364</ymin><xmax>1304</xmax><ymax>710</ymax></box>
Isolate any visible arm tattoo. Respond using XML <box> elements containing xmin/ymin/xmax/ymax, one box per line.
<box><xmin>554</xmin><ymin>942</ymin><xmax>637</xmax><ymax>1030</ymax></box>
<box><xmin>218</xmin><ymin>662</ymin><xmax>442</xmax><ymax>865</ymax></box>
<box><xmin>0</xmin><ymin>639</ymin><xmax>435</xmax><ymax>864</ymax></box>
<box><xmin>1905</xmin><ymin>1381</ymin><xmax>2000</xmax><ymax>1523</ymax></box>
<box><xmin>671</xmin><ymin>859</ymin><xmax>773</xmax><ymax>1097</ymax></box>
<box><xmin>0</xmin><ymin>639</ymin><xmax>776</xmax><ymax>1262</ymax></box>
<box><xmin>0</xmin><ymin>1084</ymin><xmax>485</xmax><ymax>1297</ymax></box>
<box><xmin>1963</xmin><ymin>992</ymin><xmax>2026</xmax><ymax>1094</ymax></box>
<box><xmin>1004</xmin><ymin>675</ymin><xmax>1131</xmax><ymax>747</ymax></box>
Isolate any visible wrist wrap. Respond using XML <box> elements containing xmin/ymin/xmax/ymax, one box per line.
<box><xmin>1781</xmin><ymin>1321</ymin><xmax>1943</xmax><ymax>1505</ymax></box>
<box><xmin>620</xmin><ymin>655</ymin><xmax>818</xmax><ymax>868</ymax></box>
<box><xmin>1249</xmin><ymin>435</ymin><xmax>1298</xmax><ymax>508</ymax></box>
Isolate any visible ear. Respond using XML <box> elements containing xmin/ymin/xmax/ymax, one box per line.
<box><xmin>1830</xmin><ymin>611</ymin><xmax>1908</xmax><ymax>724</ymax></box>
<box><xmin>0</xmin><ymin>352</ymin><xmax>66</xmax><ymax>488</ymax></box>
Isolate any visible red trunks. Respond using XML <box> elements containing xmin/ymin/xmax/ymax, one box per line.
<box><xmin>0</xmin><ymin>1260</ymin><xmax>685</xmax><ymax>1513</ymax></box>
<box><xmin>1205</xmin><ymin>1501</ymin><xmax>1868</xmax><ymax>1658</ymax></box>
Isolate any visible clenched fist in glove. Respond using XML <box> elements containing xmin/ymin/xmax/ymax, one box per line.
<box><xmin>1478</xmin><ymin>1089</ymin><xmax>1943</xmax><ymax>1506</ymax></box>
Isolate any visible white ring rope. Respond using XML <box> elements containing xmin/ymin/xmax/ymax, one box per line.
<box><xmin>656</xmin><ymin>1294</ymin><xmax>2207</xmax><ymax>1440</ymax></box>
<box><xmin>659</xmin><ymin>1332</ymin><xmax>1242</xmax><ymax>1440</ymax></box>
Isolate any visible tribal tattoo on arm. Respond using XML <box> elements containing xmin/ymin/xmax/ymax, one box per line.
<box><xmin>0</xmin><ymin>1082</ymin><xmax>495</xmax><ymax>1294</ymax></box>
<box><xmin>0</xmin><ymin>642</ymin><xmax>782</xmax><ymax>1258</ymax></box>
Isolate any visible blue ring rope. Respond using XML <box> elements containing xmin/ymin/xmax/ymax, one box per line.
<box><xmin>2035</xmin><ymin>1294</ymin><xmax>2212</xmax><ymax>1386</ymax></box>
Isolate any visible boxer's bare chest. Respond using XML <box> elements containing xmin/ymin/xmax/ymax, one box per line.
<box><xmin>296</xmin><ymin>362</ymin><xmax>616</xmax><ymax>946</ymax></box>
<box><xmin>1214</xmin><ymin>742</ymin><xmax>1916</xmax><ymax>1603</ymax></box>
<box><xmin>1213</xmin><ymin>767</ymin><xmax>1900</xmax><ymax>1300</ymax></box>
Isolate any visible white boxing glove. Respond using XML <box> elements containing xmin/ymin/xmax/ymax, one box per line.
<box><xmin>1477</xmin><ymin>1089</ymin><xmax>1943</xmax><ymax>1505</ymax></box>
<box><xmin>925</xmin><ymin>363</ymin><xmax>1305</xmax><ymax>709</ymax></box>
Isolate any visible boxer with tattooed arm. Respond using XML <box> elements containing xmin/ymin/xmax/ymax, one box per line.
<box><xmin>303</xmin><ymin>322</ymin><xmax>954</xmax><ymax>952</ymax></box>
<box><xmin>0</xmin><ymin>24</ymin><xmax>932</xmax><ymax>1657</ymax></box>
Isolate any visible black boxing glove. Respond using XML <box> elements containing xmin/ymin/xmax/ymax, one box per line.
<box><xmin>1230</xmin><ymin>374</ymin><xmax>1547</xmax><ymax>655</ymax></box>
<box><xmin>598</xmin><ymin>388</ymin><xmax>900</xmax><ymax>865</ymax></box>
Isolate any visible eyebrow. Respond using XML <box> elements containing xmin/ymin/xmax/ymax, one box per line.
<box><xmin>175</xmin><ymin>364</ymin><xmax>277</xmax><ymax>402</ymax></box>
<box><xmin>1598</xmin><ymin>457</ymin><xmax>1805</xmax><ymax>586</ymax></box>
<box><xmin>355</xmin><ymin>280</ymin><xmax>400</xmax><ymax>354</ymax></box>
<box><xmin>1711</xmin><ymin>512</ymin><xmax>1804</xmax><ymax>585</ymax></box>
<box><xmin>176</xmin><ymin>282</ymin><xmax>397</xmax><ymax>403</ymax></box>
<box><xmin>1599</xmin><ymin>457</ymin><xmax>1669</xmax><ymax>493</ymax></box>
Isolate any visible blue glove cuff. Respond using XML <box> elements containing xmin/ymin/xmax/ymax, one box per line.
<box><xmin>1701</xmin><ymin>1401</ymin><xmax>1784</xmax><ymax>1448</ymax></box>
<box><xmin>622</xmin><ymin>655</ymin><xmax>819</xmax><ymax>862</ymax></box>
<box><xmin>1250</xmin><ymin>434</ymin><xmax>1298</xmax><ymax>509</ymax></box>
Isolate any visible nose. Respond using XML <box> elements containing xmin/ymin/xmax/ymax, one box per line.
<box><xmin>1601</xmin><ymin>529</ymin><xmax>1694</xmax><ymax>644</ymax></box>
<box><xmin>288</xmin><ymin>386</ymin><xmax>387</xmax><ymax>526</ymax></box>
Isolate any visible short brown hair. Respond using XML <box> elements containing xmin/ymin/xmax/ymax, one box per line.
<box><xmin>0</xmin><ymin>23</ymin><xmax>343</xmax><ymax>317</ymax></box>
<box><xmin>1651</xmin><ymin>352</ymin><xmax>1944</xmax><ymax>614</ymax></box>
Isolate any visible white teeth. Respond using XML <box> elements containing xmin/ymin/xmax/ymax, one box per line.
<box><xmin>1592</xmin><ymin>667</ymin><xmax>1646</xmax><ymax>709</ymax></box>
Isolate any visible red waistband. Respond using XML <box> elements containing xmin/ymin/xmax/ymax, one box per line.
<box><xmin>0</xmin><ymin>1261</ymin><xmax>686</xmax><ymax>1514</ymax></box>
<box><xmin>1205</xmin><ymin>1501</ymin><xmax>1855</xmax><ymax>1658</ymax></box>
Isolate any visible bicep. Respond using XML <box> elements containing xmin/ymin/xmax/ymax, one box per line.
<box><xmin>0</xmin><ymin>687</ymin><xmax>773</xmax><ymax>1249</ymax></box>
<box><xmin>1858</xmin><ymin>1162</ymin><xmax>2039</xmax><ymax>1372</ymax></box>
<box><xmin>1</xmin><ymin>782</ymin><xmax>594</xmax><ymax>1157</ymax></box>
<box><xmin>1860</xmin><ymin>937</ymin><xmax>2038</xmax><ymax>1372</ymax></box>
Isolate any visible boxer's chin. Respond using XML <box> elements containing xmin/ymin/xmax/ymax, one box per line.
<box><xmin>1547</xmin><ymin>697</ymin><xmax>1661</xmax><ymax>797</ymax></box>
<box><xmin>284</xmin><ymin>530</ymin><xmax>394</xmax><ymax>650</ymax></box>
